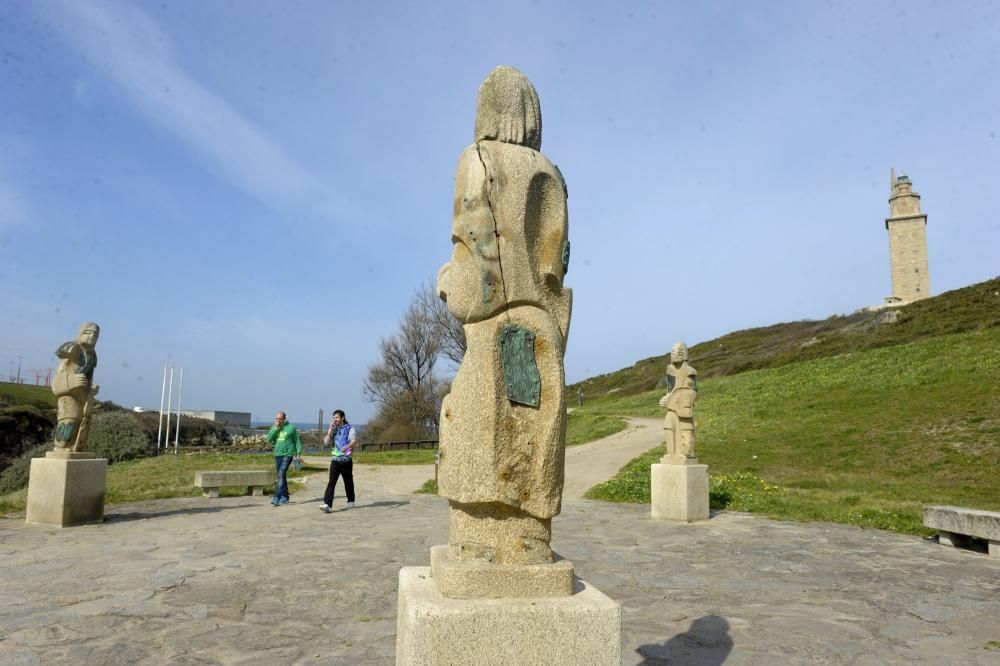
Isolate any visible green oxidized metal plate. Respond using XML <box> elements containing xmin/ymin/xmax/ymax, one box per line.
<box><xmin>500</xmin><ymin>326</ymin><xmax>540</xmax><ymax>407</ymax></box>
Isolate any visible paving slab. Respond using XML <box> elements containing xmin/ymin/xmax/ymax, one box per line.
<box><xmin>1</xmin><ymin>481</ymin><xmax>998</xmax><ymax>665</ymax></box>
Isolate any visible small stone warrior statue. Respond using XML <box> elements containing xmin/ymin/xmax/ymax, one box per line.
<box><xmin>658</xmin><ymin>342</ymin><xmax>698</xmax><ymax>462</ymax></box>
<box><xmin>437</xmin><ymin>66</ymin><xmax>571</xmax><ymax>566</ymax></box>
<box><xmin>51</xmin><ymin>322</ymin><xmax>100</xmax><ymax>452</ymax></box>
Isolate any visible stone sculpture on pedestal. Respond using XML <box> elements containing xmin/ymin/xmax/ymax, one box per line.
<box><xmin>658</xmin><ymin>341</ymin><xmax>698</xmax><ymax>463</ymax></box>
<box><xmin>651</xmin><ymin>341</ymin><xmax>709</xmax><ymax>522</ymax></box>
<box><xmin>26</xmin><ymin>322</ymin><xmax>108</xmax><ymax>527</ymax></box>
<box><xmin>435</xmin><ymin>64</ymin><xmax>572</xmax><ymax>573</ymax></box>
<box><xmin>52</xmin><ymin>322</ymin><xmax>101</xmax><ymax>452</ymax></box>
<box><xmin>396</xmin><ymin>66</ymin><xmax>620</xmax><ymax>666</ymax></box>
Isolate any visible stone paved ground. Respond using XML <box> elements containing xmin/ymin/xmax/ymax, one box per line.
<box><xmin>1</xmin><ymin>481</ymin><xmax>999</xmax><ymax>665</ymax></box>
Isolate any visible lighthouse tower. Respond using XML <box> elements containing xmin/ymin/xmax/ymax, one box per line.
<box><xmin>885</xmin><ymin>169</ymin><xmax>930</xmax><ymax>304</ymax></box>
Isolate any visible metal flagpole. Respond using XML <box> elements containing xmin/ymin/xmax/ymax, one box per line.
<box><xmin>164</xmin><ymin>367</ymin><xmax>174</xmax><ymax>456</ymax></box>
<box><xmin>173</xmin><ymin>368</ymin><xmax>184</xmax><ymax>452</ymax></box>
<box><xmin>156</xmin><ymin>364</ymin><xmax>167</xmax><ymax>450</ymax></box>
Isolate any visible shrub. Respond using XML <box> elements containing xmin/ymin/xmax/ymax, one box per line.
<box><xmin>131</xmin><ymin>412</ymin><xmax>228</xmax><ymax>447</ymax></box>
<box><xmin>0</xmin><ymin>405</ymin><xmax>55</xmax><ymax>461</ymax></box>
<box><xmin>88</xmin><ymin>412</ymin><xmax>150</xmax><ymax>463</ymax></box>
<box><xmin>0</xmin><ymin>442</ymin><xmax>50</xmax><ymax>494</ymax></box>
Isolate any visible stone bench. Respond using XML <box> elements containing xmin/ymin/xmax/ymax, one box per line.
<box><xmin>923</xmin><ymin>505</ymin><xmax>1000</xmax><ymax>557</ymax></box>
<box><xmin>194</xmin><ymin>470</ymin><xmax>275</xmax><ymax>498</ymax></box>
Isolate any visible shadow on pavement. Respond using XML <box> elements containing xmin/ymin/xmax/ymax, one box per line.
<box><xmin>337</xmin><ymin>500</ymin><xmax>410</xmax><ymax>511</ymax></box>
<box><xmin>635</xmin><ymin>614</ymin><xmax>733</xmax><ymax>665</ymax></box>
<box><xmin>299</xmin><ymin>497</ymin><xmax>411</xmax><ymax>511</ymax></box>
<box><xmin>107</xmin><ymin>504</ymin><xmax>258</xmax><ymax>523</ymax></box>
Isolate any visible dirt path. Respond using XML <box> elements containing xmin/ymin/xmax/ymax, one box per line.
<box><xmin>302</xmin><ymin>415</ymin><xmax>663</xmax><ymax>500</ymax></box>
<box><xmin>561</xmin><ymin>416</ymin><xmax>662</xmax><ymax>498</ymax></box>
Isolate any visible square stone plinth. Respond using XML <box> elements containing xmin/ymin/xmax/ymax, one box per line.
<box><xmin>25</xmin><ymin>454</ymin><xmax>107</xmax><ymax>527</ymax></box>
<box><xmin>651</xmin><ymin>462</ymin><xmax>708</xmax><ymax>522</ymax></box>
<box><xmin>396</xmin><ymin>566</ymin><xmax>621</xmax><ymax>665</ymax></box>
<box><xmin>429</xmin><ymin>544</ymin><xmax>574</xmax><ymax>599</ymax></box>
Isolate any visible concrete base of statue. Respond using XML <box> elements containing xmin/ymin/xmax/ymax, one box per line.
<box><xmin>651</xmin><ymin>460</ymin><xmax>709</xmax><ymax>522</ymax></box>
<box><xmin>429</xmin><ymin>544</ymin><xmax>575</xmax><ymax>598</ymax></box>
<box><xmin>396</xmin><ymin>564</ymin><xmax>621</xmax><ymax>665</ymax></box>
<box><xmin>25</xmin><ymin>451</ymin><xmax>107</xmax><ymax>527</ymax></box>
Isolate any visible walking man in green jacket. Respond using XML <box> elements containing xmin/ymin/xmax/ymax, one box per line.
<box><xmin>266</xmin><ymin>411</ymin><xmax>302</xmax><ymax>506</ymax></box>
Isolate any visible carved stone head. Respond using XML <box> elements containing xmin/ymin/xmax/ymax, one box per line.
<box><xmin>474</xmin><ymin>66</ymin><xmax>541</xmax><ymax>150</ymax></box>
<box><xmin>670</xmin><ymin>342</ymin><xmax>688</xmax><ymax>365</ymax></box>
<box><xmin>439</xmin><ymin>66</ymin><xmax>568</xmax><ymax>331</ymax></box>
<box><xmin>76</xmin><ymin>322</ymin><xmax>100</xmax><ymax>348</ymax></box>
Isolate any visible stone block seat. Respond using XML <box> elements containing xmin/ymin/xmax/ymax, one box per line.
<box><xmin>194</xmin><ymin>470</ymin><xmax>274</xmax><ymax>498</ymax></box>
<box><xmin>923</xmin><ymin>505</ymin><xmax>1000</xmax><ymax>557</ymax></box>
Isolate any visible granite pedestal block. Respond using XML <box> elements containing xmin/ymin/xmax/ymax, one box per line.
<box><xmin>429</xmin><ymin>544</ymin><xmax>574</xmax><ymax>598</ymax></box>
<box><xmin>396</xmin><ymin>566</ymin><xmax>621</xmax><ymax>665</ymax></box>
<box><xmin>651</xmin><ymin>462</ymin><xmax>709</xmax><ymax>522</ymax></box>
<box><xmin>25</xmin><ymin>452</ymin><xmax>107</xmax><ymax>527</ymax></box>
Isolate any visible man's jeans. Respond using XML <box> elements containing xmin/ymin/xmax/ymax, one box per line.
<box><xmin>323</xmin><ymin>458</ymin><xmax>355</xmax><ymax>505</ymax></box>
<box><xmin>274</xmin><ymin>455</ymin><xmax>293</xmax><ymax>501</ymax></box>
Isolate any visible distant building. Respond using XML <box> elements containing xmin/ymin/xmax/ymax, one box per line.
<box><xmin>884</xmin><ymin>170</ymin><xmax>930</xmax><ymax>305</ymax></box>
<box><xmin>177</xmin><ymin>410</ymin><xmax>252</xmax><ymax>427</ymax></box>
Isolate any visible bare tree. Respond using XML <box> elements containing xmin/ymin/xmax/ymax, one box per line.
<box><xmin>415</xmin><ymin>279</ymin><xmax>466</xmax><ymax>368</ymax></box>
<box><xmin>363</xmin><ymin>281</ymin><xmax>468</xmax><ymax>441</ymax></box>
<box><xmin>363</xmin><ymin>290</ymin><xmax>442</xmax><ymax>438</ymax></box>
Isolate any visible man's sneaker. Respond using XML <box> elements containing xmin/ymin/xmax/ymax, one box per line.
<box><xmin>319</xmin><ymin>504</ymin><xmax>332</xmax><ymax>513</ymax></box>
<box><xmin>277</xmin><ymin>497</ymin><xmax>289</xmax><ymax>505</ymax></box>
<box><xmin>346</xmin><ymin>501</ymin><xmax>355</xmax><ymax>509</ymax></box>
<box><xmin>271</xmin><ymin>497</ymin><xmax>279</xmax><ymax>506</ymax></box>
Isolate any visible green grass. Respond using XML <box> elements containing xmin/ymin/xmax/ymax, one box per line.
<box><xmin>0</xmin><ymin>382</ymin><xmax>56</xmax><ymax>410</ymax></box>
<box><xmin>0</xmin><ymin>452</ymin><xmax>310</xmax><ymax>516</ymax></box>
<box><xmin>415</xmin><ymin>479</ymin><xmax>438</xmax><ymax>494</ymax></box>
<box><xmin>566</xmin><ymin>411</ymin><xmax>626</xmax><ymax>446</ymax></box>
<box><xmin>571</xmin><ymin>275</ymin><xmax>1000</xmax><ymax>400</ymax></box>
<box><xmin>351</xmin><ymin>449</ymin><xmax>438</xmax><ymax>465</ymax></box>
<box><xmin>585</xmin><ymin>327</ymin><xmax>1000</xmax><ymax>534</ymax></box>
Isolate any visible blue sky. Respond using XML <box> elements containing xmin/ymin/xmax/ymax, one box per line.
<box><xmin>2</xmin><ymin>1</ymin><xmax>997</xmax><ymax>423</ymax></box>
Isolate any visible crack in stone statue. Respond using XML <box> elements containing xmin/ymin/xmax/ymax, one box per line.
<box><xmin>658</xmin><ymin>342</ymin><xmax>698</xmax><ymax>463</ymax></box>
<box><xmin>52</xmin><ymin>322</ymin><xmax>100</xmax><ymax>453</ymax></box>
<box><xmin>436</xmin><ymin>66</ymin><xmax>572</xmax><ymax>585</ymax></box>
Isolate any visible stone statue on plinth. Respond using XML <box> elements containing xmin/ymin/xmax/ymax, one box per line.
<box><xmin>51</xmin><ymin>322</ymin><xmax>100</xmax><ymax>453</ymax></box>
<box><xmin>396</xmin><ymin>68</ymin><xmax>620</xmax><ymax>665</ymax></box>
<box><xmin>26</xmin><ymin>322</ymin><xmax>107</xmax><ymax>527</ymax></box>
<box><xmin>651</xmin><ymin>341</ymin><xmax>708</xmax><ymax>522</ymax></box>
<box><xmin>658</xmin><ymin>341</ymin><xmax>698</xmax><ymax>463</ymax></box>
<box><xmin>435</xmin><ymin>64</ymin><xmax>573</xmax><ymax>592</ymax></box>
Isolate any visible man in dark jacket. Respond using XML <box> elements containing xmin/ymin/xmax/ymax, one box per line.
<box><xmin>320</xmin><ymin>409</ymin><xmax>357</xmax><ymax>513</ymax></box>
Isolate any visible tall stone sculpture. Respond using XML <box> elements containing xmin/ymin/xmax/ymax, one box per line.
<box><xmin>26</xmin><ymin>322</ymin><xmax>107</xmax><ymax>527</ymax></box>
<box><xmin>396</xmin><ymin>67</ymin><xmax>620</xmax><ymax>666</ymax></box>
<box><xmin>436</xmin><ymin>65</ymin><xmax>572</xmax><ymax>572</ymax></box>
<box><xmin>658</xmin><ymin>341</ymin><xmax>698</xmax><ymax>463</ymax></box>
<box><xmin>651</xmin><ymin>341</ymin><xmax>708</xmax><ymax>522</ymax></box>
<box><xmin>52</xmin><ymin>321</ymin><xmax>100</xmax><ymax>452</ymax></box>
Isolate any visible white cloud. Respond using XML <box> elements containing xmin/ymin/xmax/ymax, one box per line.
<box><xmin>40</xmin><ymin>1</ymin><xmax>354</xmax><ymax>220</ymax></box>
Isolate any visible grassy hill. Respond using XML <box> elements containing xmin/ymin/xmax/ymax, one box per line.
<box><xmin>582</xmin><ymin>326</ymin><xmax>1000</xmax><ymax>534</ymax></box>
<box><xmin>572</xmin><ymin>275</ymin><xmax>1000</xmax><ymax>399</ymax></box>
<box><xmin>0</xmin><ymin>383</ymin><xmax>56</xmax><ymax>411</ymax></box>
